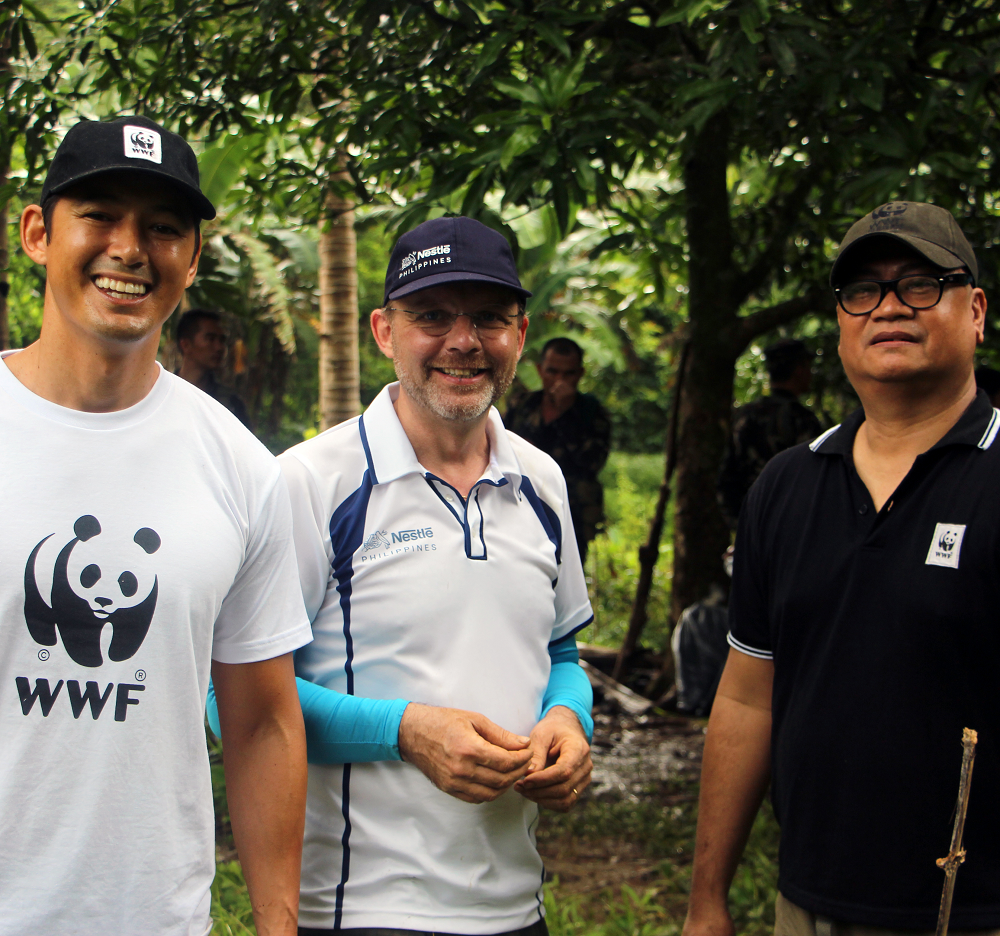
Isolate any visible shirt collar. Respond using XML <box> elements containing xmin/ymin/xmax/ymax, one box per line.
<box><xmin>810</xmin><ymin>389</ymin><xmax>1000</xmax><ymax>457</ymax></box>
<box><xmin>359</xmin><ymin>382</ymin><xmax>524</xmax><ymax>492</ymax></box>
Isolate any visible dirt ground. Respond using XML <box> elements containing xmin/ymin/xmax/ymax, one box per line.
<box><xmin>537</xmin><ymin>707</ymin><xmax>706</xmax><ymax>909</ymax></box>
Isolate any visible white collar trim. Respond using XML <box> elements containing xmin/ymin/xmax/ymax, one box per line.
<box><xmin>360</xmin><ymin>382</ymin><xmax>523</xmax><ymax>492</ymax></box>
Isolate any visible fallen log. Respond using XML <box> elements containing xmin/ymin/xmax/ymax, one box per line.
<box><xmin>580</xmin><ymin>659</ymin><xmax>654</xmax><ymax>716</ymax></box>
<box><xmin>578</xmin><ymin>643</ymin><xmax>619</xmax><ymax>667</ymax></box>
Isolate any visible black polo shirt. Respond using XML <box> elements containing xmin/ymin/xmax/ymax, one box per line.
<box><xmin>729</xmin><ymin>390</ymin><xmax>1000</xmax><ymax>929</ymax></box>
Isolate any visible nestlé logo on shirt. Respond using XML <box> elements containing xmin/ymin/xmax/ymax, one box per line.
<box><xmin>359</xmin><ymin>525</ymin><xmax>436</xmax><ymax>561</ymax></box>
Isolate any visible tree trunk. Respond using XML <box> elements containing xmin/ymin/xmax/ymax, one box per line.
<box><xmin>0</xmin><ymin>178</ymin><xmax>8</xmax><ymax>351</ymax></box>
<box><xmin>655</xmin><ymin>112</ymin><xmax>741</xmax><ymax>692</ymax></box>
<box><xmin>0</xmin><ymin>27</ymin><xmax>10</xmax><ymax>352</ymax></box>
<box><xmin>318</xmin><ymin>166</ymin><xmax>360</xmax><ymax>430</ymax></box>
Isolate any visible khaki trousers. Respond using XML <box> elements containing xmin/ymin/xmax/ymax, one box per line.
<box><xmin>775</xmin><ymin>893</ymin><xmax>1000</xmax><ymax>936</ymax></box>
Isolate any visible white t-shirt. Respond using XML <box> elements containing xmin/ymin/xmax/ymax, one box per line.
<box><xmin>0</xmin><ymin>354</ymin><xmax>313</xmax><ymax>936</ymax></box>
<box><xmin>282</xmin><ymin>383</ymin><xmax>593</xmax><ymax>933</ymax></box>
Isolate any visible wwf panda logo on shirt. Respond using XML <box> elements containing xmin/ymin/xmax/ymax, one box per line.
<box><xmin>24</xmin><ymin>515</ymin><xmax>161</xmax><ymax>667</ymax></box>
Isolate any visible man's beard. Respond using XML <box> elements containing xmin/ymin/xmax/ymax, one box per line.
<box><xmin>391</xmin><ymin>335</ymin><xmax>518</xmax><ymax>423</ymax></box>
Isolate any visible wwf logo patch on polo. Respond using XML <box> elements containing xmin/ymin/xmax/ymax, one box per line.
<box><xmin>123</xmin><ymin>125</ymin><xmax>162</xmax><ymax>164</ymax></box>
<box><xmin>925</xmin><ymin>523</ymin><xmax>967</xmax><ymax>570</ymax></box>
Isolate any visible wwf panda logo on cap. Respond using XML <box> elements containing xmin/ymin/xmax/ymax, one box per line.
<box><xmin>41</xmin><ymin>115</ymin><xmax>215</xmax><ymax>220</ymax></box>
<box><xmin>123</xmin><ymin>125</ymin><xmax>162</xmax><ymax>164</ymax></box>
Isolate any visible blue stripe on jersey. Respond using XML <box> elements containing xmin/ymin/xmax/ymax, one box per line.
<box><xmin>519</xmin><ymin>476</ymin><xmax>562</xmax><ymax>566</ymax></box>
<box><xmin>529</xmin><ymin>809</ymin><xmax>544</xmax><ymax>920</ymax></box>
<box><xmin>336</xmin><ymin>763</ymin><xmax>352</xmax><ymax>930</ymax></box>
<box><xmin>358</xmin><ymin>413</ymin><xmax>378</xmax><ymax>482</ymax></box>
<box><xmin>327</xmin><ymin>461</ymin><xmax>376</xmax><ymax>927</ymax></box>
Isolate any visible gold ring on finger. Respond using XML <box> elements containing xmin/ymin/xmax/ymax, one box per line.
<box><xmin>572</xmin><ymin>788</ymin><xmax>579</xmax><ymax>796</ymax></box>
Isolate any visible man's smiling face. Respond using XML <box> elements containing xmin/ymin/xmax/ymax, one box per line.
<box><xmin>374</xmin><ymin>282</ymin><xmax>527</xmax><ymax>423</ymax></box>
<box><xmin>26</xmin><ymin>173</ymin><xmax>200</xmax><ymax>346</ymax></box>
<box><xmin>837</xmin><ymin>240</ymin><xmax>986</xmax><ymax>392</ymax></box>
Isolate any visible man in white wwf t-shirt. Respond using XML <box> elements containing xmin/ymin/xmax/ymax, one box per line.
<box><xmin>0</xmin><ymin>116</ymin><xmax>313</xmax><ymax>936</ymax></box>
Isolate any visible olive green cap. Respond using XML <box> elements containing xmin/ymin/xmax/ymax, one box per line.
<box><xmin>831</xmin><ymin>201</ymin><xmax>978</xmax><ymax>286</ymax></box>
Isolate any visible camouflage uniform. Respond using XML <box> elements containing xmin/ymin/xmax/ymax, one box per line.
<box><xmin>504</xmin><ymin>390</ymin><xmax>611</xmax><ymax>563</ymax></box>
<box><xmin>204</xmin><ymin>373</ymin><xmax>252</xmax><ymax>430</ymax></box>
<box><xmin>717</xmin><ymin>389</ymin><xmax>822</xmax><ymax>529</ymax></box>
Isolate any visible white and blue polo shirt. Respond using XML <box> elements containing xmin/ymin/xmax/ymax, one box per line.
<box><xmin>280</xmin><ymin>383</ymin><xmax>594</xmax><ymax>933</ymax></box>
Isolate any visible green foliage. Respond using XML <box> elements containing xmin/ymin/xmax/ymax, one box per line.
<box><xmin>7</xmin><ymin>220</ymin><xmax>44</xmax><ymax>347</ymax></box>
<box><xmin>211</xmin><ymin>862</ymin><xmax>255</xmax><ymax>935</ymax></box>
<box><xmin>586</xmin><ymin>454</ymin><xmax>672</xmax><ymax>651</ymax></box>
<box><xmin>540</xmin><ymin>781</ymin><xmax>780</xmax><ymax>935</ymax></box>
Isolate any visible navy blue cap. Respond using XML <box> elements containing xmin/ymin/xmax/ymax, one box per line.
<box><xmin>41</xmin><ymin>116</ymin><xmax>216</xmax><ymax>220</ymax></box>
<box><xmin>383</xmin><ymin>216</ymin><xmax>531</xmax><ymax>306</ymax></box>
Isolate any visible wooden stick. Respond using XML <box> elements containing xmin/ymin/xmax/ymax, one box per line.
<box><xmin>936</xmin><ymin>727</ymin><xmax>978</xmax><ymax>936</ymax></box>
<box><xmin>613</xmin><ymin>339</ymin><xmax>690</xmax><ymax>682</ymax></box>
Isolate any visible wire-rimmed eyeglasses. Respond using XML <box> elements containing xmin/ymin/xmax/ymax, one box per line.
<box><xmin>834</xmin><ymin>272</ymin><xmax>974</xmax><ymax>316</ymax></box>
<box><xmin>387</xmin><ymin>308</ymin><xmax>520</xmax><ymax>338</ymax></box>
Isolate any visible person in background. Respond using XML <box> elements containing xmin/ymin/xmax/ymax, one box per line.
<box><xmin>974</xmin><ymin>364</ymin><xmax>1000</xmax><ymax>407</ymax></box>
<box><xmin>176</xmin><ymin>307</ymin><xmax>252</xmax><ymax>427</ymax></box>
<box><xmin>504</xmin><ymin>336</ymin><xmax>611</xmax><ymax>564</ymax></box>
<box><xmin>717</xmin><ymin>338</ymin><xmax>822</xmax><ymax>528</ymax></box>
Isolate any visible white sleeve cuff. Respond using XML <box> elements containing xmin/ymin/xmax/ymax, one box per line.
<box><xmin>727</xmin><ymin>632</ymin><xmax>773</xmax><ymax>660</ymax></box>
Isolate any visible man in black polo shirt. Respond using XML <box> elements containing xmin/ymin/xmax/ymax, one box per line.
<box><xmin>683</xmin><ymin>202</ymin><xmax>1000</xmax><ymax>936</ymax></box>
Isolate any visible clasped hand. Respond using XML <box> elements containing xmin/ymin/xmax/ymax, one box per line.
<box><xmin>398</xmin><ymin>703</ymin><xmax>591</xmax><ymax>810</ymax></box>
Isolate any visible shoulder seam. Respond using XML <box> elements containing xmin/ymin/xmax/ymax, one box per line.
<box><xmin>809</xmin><ymin>424</ymin><xmax>841</xmax><ymax>452</ymax></box>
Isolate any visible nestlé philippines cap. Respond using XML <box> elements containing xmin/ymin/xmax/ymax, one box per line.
<box><xmin>383</xmin><ymin>216</ymin><xmax>531</xmax><ymax>306</ymax></box>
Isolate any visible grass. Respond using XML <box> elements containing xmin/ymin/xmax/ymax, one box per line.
<box><xmin>538</xmin><ymin>773</ymin><xmax>779</xmax><ymax>936</ymax></box>
<box><xmin>586</xmin><ymin>452</ymin><xmax>673</xmax><ymax>652</ymax></box>
<box><xmin>209</xmin><ymin>787</ymin><xmax>780</xmax><ymax>936</ymax></box>
<box><xmin>208</xmin><ymin>453</ymin><xmax>780</xmax><ymax>934</ymax></box>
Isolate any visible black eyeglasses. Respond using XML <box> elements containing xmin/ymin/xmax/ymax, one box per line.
<box><xmin>834</xmin><ymin>272</ymin><xmax>974</xmax><ymax>316</ymax></box>
<box><xmin>388</xmin><ymin>308</ymin><xmax>520</xmax><ymax>337</ymax></box>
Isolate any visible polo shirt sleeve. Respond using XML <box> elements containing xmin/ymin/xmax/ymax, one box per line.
<box><xmin>211</xmin><ymin>466</ymin><xmax>313</xmax><ymax>663</ymax></box>
<box><xmin>550</xmin><ymin>472</ymin><xmax>595</xmax><ymax>642</ymax></box>
<box><xmin>278</xmin><ymin>453</ymin><xmax>333</xmax><ymax>623</ymax></box>
<box><xmin>727</xmin><ymin>480</ymin><xmax>773</xmax><ymax>661</ymax></box>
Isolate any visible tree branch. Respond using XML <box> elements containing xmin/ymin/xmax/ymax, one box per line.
<box><xmin>736</xmin><ymin>288</ymin><xmax>832</xmax><ymax>350</ymax></box>
<box><xmin>735</xmin><ymin>164</ymin><xmax>825</xmax><ymax>302</ymax></box>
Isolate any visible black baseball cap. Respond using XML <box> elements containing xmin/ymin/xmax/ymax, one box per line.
<box><xmin>831</xmin><ymin>201</ymin><xmax>977</xmax><ymax>286</ymax></box>
<box><xmin>383</xmin><ymin>216</ymin><xmax>531</xmax><ymax>306</ymax></box>
<box><xmin>41</xmin><ymin>116</ymin><xmax>216</xmax><ymax>220</ymax></box>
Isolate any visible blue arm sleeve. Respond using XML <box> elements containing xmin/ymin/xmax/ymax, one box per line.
<box><xmin>541</xmin><ymin>636</ymin><xmax>595</xmax><ymax>741</ymax></box>
<box><xmin>206</xmin><ymin>678</ymin><xmax>410</xmax><ymax>764</ymax></box>
<box><xmin>206</xmin><ymin>636</ymin><xmax>594</xmax><ymax>758</ymax></box>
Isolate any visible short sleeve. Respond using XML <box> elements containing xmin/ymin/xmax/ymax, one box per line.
<box><xmin>550</xmin><ymin>471</ymin><xmax>595</xmax><ymax>643</ymax></box>
<box><xmin>727</xmin><ymin>481</ymin><xmax>773</xmax><ymax>660</ymax></box>
<box><xmin>278</xmin><ymin>453</ymin><xmax>334</xmax><ymax>623</ymax></box>
<box><xmin>212</xmin><ymin>467</ymin><xmax>313</xmax><ymax>663</ymax></box>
